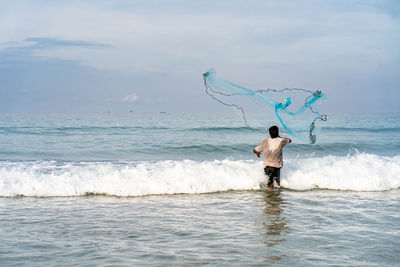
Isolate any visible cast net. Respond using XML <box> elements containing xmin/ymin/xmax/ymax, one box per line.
<box><xmin>203</xmin><ymin>69</ymin><xmax>327</xmax><ymax>143</ymax></box>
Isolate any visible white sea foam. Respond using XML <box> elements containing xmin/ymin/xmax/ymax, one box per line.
<box><xmin>283</xmin><ymin>153</ymin><xmax>400</xmax><ymax>191</ymax></box>
<box><xmin>0</xmin><ymin>154</ymin><xmax>399</xmax><ymax>197</ymax></box>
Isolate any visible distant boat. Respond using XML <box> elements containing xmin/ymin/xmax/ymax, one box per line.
<box><xmin>160</xmin><ymin>112</ymin><xmax>166</xmax><ymax>114</ymax></box>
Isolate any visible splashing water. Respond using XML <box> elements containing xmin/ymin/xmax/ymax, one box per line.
<box><xmin>203</xmin><ymin>69</ymin><xmax>327</xmax><ymax>143</ymax></box>
<box><xmin>1</xmin><ymin>154</ymin><xmax>399</xmax><ymax>197</ymax></box>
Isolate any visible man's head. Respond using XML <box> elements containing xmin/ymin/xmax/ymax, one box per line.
<box><xmin>269</xmin><ymin>126</ymin><xmax>279</xmax><ymax>138</ymax></box>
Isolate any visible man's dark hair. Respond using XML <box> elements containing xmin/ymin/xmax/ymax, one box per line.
<box><xmin>269</xmin><ymin>126</ymin><xmax>279</xmax><ymax>138</ymax></box>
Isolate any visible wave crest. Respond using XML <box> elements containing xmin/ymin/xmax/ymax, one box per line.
<box><xmin>0</xmin><ymin>154</ymin><xmax>399</xmax><ymax>197</ymax></box>
<box><xmin>0</xmin><ymin>160</ymin><xmax>263</xmax><ymax>197</ymax></box>
<box><xmin>283</xmin><ymin>153</ymin><xmax>400</xmax><ymax>191</ymax></box>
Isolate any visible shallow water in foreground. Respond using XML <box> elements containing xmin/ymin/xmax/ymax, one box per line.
<box><xmin>1</xmin><ymin>190</ymin><xmax>399</xmax><ymax>266</ymax></box>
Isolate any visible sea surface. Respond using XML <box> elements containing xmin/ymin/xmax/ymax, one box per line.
<box><xmin>0</xmin><ymin>112</ymin><xmax>399</xmax><ymax>266</ymax></box>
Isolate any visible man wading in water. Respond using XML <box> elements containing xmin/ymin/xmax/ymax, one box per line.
<box><xmin>253</xmin><ymin>126</ymin><xmax>291</xmax><ymax>189</ymax></box>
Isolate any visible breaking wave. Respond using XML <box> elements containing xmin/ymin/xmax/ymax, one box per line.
<box><xmin>0</xmin><ymin>153</ymin><xmax>399</xmax><ymax>197</ymax></box>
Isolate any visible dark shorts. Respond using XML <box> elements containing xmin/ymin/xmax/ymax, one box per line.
<box><xmin>264</xmin><ymin>166</ymin><xmax>281</xmax><ymax>186</ymax></box>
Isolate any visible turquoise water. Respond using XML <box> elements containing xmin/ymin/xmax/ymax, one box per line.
<box><xmin>0</xmin><ymin>112</ymin><xmax>399</xmax><ymax>265</ymax></box>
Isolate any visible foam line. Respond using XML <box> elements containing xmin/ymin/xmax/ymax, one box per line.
<box><xmin>0</xmin><ymin>154</ymin><xmax>399</xmax><ymax>197</ymax></box>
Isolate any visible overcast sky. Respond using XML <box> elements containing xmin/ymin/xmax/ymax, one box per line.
<box><xmin>0</xmin><ymin>0</ymin><xmax>399</xmax><ymax>113</ymax></box>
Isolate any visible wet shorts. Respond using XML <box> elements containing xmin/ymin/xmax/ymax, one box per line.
<box><xmin>264</xmin><ymin>166</ymin><xmax>281</xmax><ymax>186</ymax></box>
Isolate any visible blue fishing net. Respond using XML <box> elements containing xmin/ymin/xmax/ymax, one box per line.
<box><xmin>203</xmin><ymin>69</ymin><xmax>327</xmax><ymax>143</ymax></box>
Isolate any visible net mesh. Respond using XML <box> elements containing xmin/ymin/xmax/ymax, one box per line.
<box><xmin>203</xmin><ymin>69</ymin><xmax>327</xmax><ymax>143</ymax></box>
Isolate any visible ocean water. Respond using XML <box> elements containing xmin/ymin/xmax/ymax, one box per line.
<box><xmin>0</xmin><ymin>112</ymin><xmax>399</xmax><ymax>266</ymax></box>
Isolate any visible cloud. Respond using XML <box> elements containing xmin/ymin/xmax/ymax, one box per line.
<box><xmin>106</xmin><ymin>93</ymin><xmax>140</xmax><ymax>103</ymax></box>
<box><xmin>122</xmin><ymin>93</ymin><xmax>139</xmax><ymax>102</ymax></box>
<box><xmin>2</xmin><ymin>1</ymin><xmax>398</xmax><ymax>77</ymax></box>
<box><xmin>0</xmin><ymin>0</ymin><xmax>399</xmax><ymax>113</ymax></box>
<box><xmin>0</xmin><ymin>38</ymin><xmax>144</xmax><ymax>112</ymax></box>
<box><xmin>24</xmin><ymin>37</ymin><xmax>112</xmax><ymax>49</ymax></box>
<box><xmin>0</xmin><ymin>37</ymin><xmax>111</xmax><ymax>64</ymax></box>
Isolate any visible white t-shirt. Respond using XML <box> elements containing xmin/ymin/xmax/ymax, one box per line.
<box><xmin>254</xmin><ymin>137</ymin><xmax>290</xmax><ymax>168</ymax></box>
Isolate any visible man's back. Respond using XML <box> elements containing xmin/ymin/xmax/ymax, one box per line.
<box><xmin>254</xmin><ymin>137</ymin><xmax>290</xmax><ymax>168</ymax></box>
